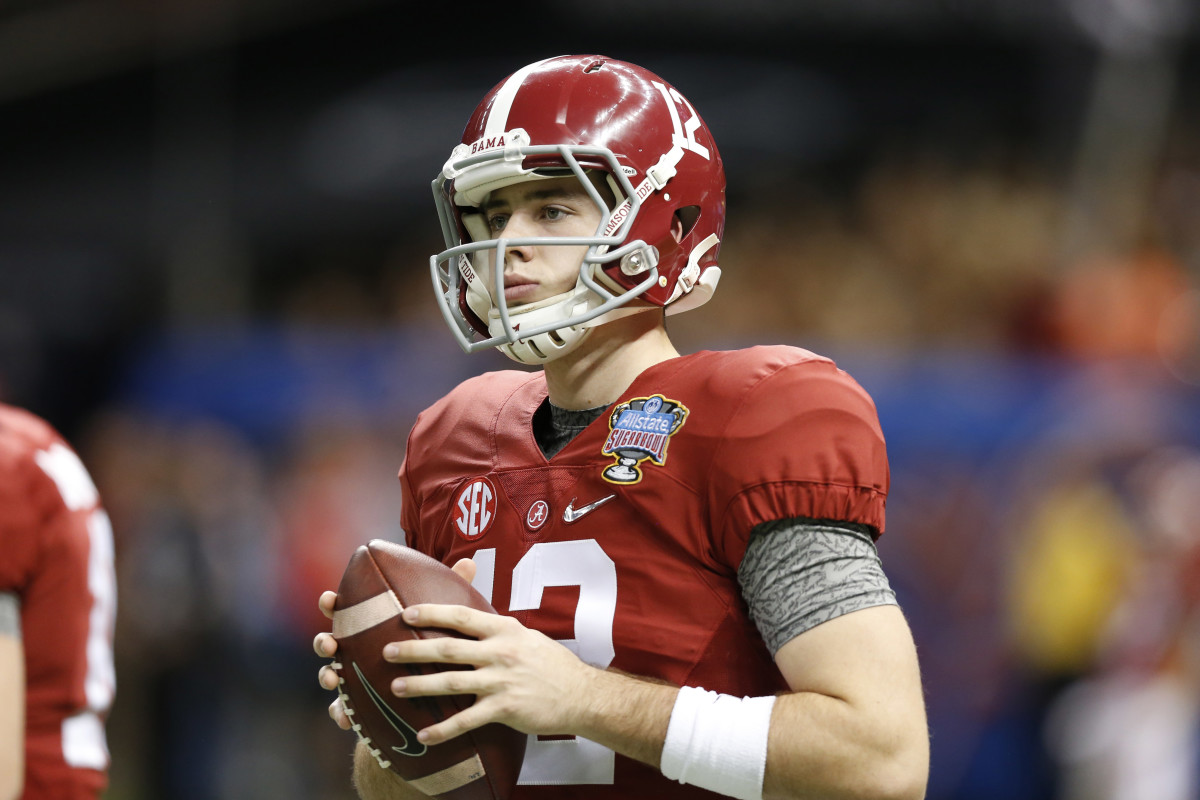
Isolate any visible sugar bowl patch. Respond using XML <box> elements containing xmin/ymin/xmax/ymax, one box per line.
<box><xmin>601</xmin><ymin>394</ymin><xmax>688</xmax><ymax>484</ymax></box>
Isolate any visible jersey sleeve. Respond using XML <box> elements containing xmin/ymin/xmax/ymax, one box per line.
<box><xmin>0</xmin><ymin>438</ymin><xmax>59</xmax><ymax>593</ymax></box>
<box><xmin>399</xmin><ymin>394</ymin><xmax>454</xmax><ymax>561</ymax></box>
<box><xmin>706</xmin><ymin>358</ymin><xmax>889</xmax><ymax>570</ymax></box>
<box><xmin>397</xmin><ymin>370</ymin><xmax>540</xmax><ymax>562</ymax></box>
<box><xmin>398</xmin><ymin>452</ymin><xmax>422</xmax><ymax>552</ymax></box>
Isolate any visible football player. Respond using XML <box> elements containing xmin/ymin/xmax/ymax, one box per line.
<box><xmin>0</xmin><ymin>404</ymin><xmax>117</xmax><ymax>800</ymax></box>
<box><xmin>315</xmin><ymin>55</ymin><xmax>928</xmax><ymax>800</ymax></box>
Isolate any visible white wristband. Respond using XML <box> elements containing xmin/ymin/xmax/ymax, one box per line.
<box><xmin>660</xmin><ymin>685</ymin><xmax>777</xmax><ymax>800</ymax></box>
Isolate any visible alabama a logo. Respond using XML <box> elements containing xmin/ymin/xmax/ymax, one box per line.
<box><xmin>601</xmin><ymin>394</ymin><xmax>688</xmax><ymax>484</ymax></box>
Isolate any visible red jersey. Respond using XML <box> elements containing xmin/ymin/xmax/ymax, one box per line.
<box><xmin>0</xmin><ymin>405</ymin><xmax>116</xmax><ymax>799</ymax></box>
<box><xmin>400</xmin><ymin>346</ymin><xmax>888</xmax><ymax>798</ymax></box>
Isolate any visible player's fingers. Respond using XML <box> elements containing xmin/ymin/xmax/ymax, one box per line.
<box><xmin>318</xmin><ymin>590</ymin><xmax>338</xmax><ymax>620</ymax></box>
<box><xmin>414</xmin><ymin>700</ymin><xmax>496</xmax><ymax>746</ymax></box>
<box><xmin>313</xmin><ymin>632</ymin><xmax>338</xmax><ymax>657</ymax></box>
<box><xmin>383</xmin><ymin>635</ymin><xmax>482</xmax><ymax>667</ymax></box>
<box><xmin>402</xmin><ymin>603</ymin><xmax>503</xmax><ymax>638</ymax></box>
<box><xmin>318</xmin><ymin>663</ymin><xmax>341</xmax><ymax>691</ymax></box>
<box><xmin>329</xmin><ymin>697</ymin><xmax>351</xmax><ymax>730</ymax></box>
<box><xmin>389</xmin><ymin>663</ymin><xmax>484</xmax><ymax>699</ymax></box>
<box><xmin>450</xmin><ymin>557</ymin><xmax>477</xmax><ymax>585</ymax></box>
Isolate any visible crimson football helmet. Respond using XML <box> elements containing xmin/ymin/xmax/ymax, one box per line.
<box><xmin>430</xmin><ymin>55</ymin><xmax>726</xmax><ymax>364</ymax></box>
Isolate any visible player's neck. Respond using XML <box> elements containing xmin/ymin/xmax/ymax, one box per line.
<box><xmin>542</xmin><ymin>311</ymin><xmax>678</xmax><ymax>410</ymax></box>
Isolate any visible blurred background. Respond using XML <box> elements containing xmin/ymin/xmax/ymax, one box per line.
<box><xmin>4</xmin><ymin>0</ymin><xmax>1200</xmax><ymax>798</ymax></box>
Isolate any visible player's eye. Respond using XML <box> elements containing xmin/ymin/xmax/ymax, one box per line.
<box><xmin>486</xmin><ymin>214</ymin><xmax>508</xmax><ymax>232</ymax></box>
<box><xmin>542</xmin><ymin>206</ymin><xmax>568</xmax><ymax>222</ymax></box>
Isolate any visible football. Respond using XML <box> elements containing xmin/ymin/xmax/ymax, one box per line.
<box><xmin>330</xmin><ymin>539</ymin><xmax>526</xmax><ymax>799</ymax></box>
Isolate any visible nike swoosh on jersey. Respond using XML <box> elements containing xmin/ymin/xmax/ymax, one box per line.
<box><xmin>563</xmin><ymin>494</ymin><xmax>616</xmax><ymax>523</ymax></box>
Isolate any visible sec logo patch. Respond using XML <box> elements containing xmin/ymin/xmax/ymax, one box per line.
<box><xmin>453</xmin><ymin>477</ymin><xmax>497</xmax><ymax>541</ymax></box>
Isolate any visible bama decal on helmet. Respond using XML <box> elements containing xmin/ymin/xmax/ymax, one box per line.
<box><xmin>601</xmin><ymin>394</ymin><xmax>689</xmax><ymax>484</ymax></box>
<box><xmin>468</xmin><ymin>133</ymin><xmax>513</xmax><ymax>156</ymax></box>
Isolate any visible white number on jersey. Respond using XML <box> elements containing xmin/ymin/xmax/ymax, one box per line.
<box><xmin>473</xmin><ymin>541</ymin><xmax>618</xmax><ymax>785</ymax></box>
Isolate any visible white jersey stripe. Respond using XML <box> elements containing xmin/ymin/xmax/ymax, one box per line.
<box><xmin>483</xmin><ymin>56</ymin><xmax>558</xmax><ymax>138</ymax></box>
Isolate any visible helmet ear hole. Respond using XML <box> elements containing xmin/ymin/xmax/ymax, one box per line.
<box><xmin>675</xmin><ymin>206</ymin><xmax>700</xmax><ymax>240</ymax></box>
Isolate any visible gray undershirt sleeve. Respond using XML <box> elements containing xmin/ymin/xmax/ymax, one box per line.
<box><xmin>737</xmin><ymin>518</ymin><xmax>897</xmax><ymax>655</ymax></box>
<box><xmin>0</xmin><ymin>592</ymin><xmax>20</xmax><ymax>639</ymax></box>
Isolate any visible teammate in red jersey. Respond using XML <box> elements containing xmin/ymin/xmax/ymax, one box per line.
<box><xmin>315</xmin><ymin>55</ymin><xmax>928</xmax><ymax>800</ymax></box>
<box><xmin>0</xmin><ymin>404</ymin><xmax>117</xmax><ymax>800</ymax></box>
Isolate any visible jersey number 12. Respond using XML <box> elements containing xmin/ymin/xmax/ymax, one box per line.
<box><xmin>472</xmin><ymin>540</ymin><xmax>617</xmax><ymax>785</ymax></box>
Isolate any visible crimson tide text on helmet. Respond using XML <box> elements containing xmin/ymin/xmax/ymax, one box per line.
<box><xmin>429</xmin><ymin>55</ymin><xmax>726</xmax><ymax>364</ymax></box>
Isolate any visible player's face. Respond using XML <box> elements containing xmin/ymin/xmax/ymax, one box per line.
<box><xmin>481</xmin><ymin>175</ymin><xmax>608</xmax><ymax>307</ymax></box>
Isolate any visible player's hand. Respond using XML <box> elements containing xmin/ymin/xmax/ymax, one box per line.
<box><xmin>314</xmin><ymin>558</ymin><xmax>480</xmax><ymax>730</ymax></box>
<box><xmin>382</xmin><ymin>601</ymin><xmax>598</xmax><ymax>746</ymax></box>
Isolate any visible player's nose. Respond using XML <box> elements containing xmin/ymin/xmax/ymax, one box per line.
<box><xmin>501</xmin><ymin>216</ymin><xmax>537</xmax><ymax>265</ymax></box>
<box><xmin>501</xmin><ymin>211</ymin><xmax>539</xmax><ymax>239</ymax></box>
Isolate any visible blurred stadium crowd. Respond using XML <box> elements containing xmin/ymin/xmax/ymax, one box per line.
<box><xmin>4</xmin><ymin>1</ymin><xmax>1200</xmax><ymax>798</ymax></box>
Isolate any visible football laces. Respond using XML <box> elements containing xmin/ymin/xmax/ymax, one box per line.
<box><xmin>332</xmin><ymin>659</ymin><xmax>393</xmax><ymax>770</ymax></box>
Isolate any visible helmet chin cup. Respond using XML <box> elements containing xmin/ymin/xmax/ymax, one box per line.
<box><xmin>493</xmin><ymin>319</ymin><xmax>591</xmax><ymax>365</ymax></box>
<box><xmin>487</xmin><ymin>284</ymin><xmax>591</xmax><ymax>365</ymax></box>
